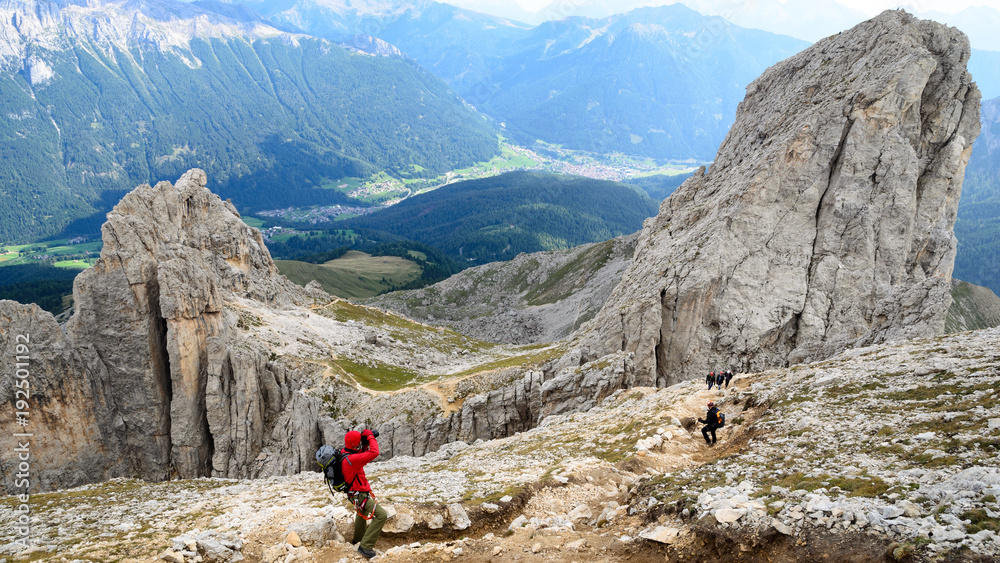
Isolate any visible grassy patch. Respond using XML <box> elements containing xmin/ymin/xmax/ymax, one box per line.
<box><xmin>909</xmin><ymin>413</ymin><xmax>977</xmax><ymax>433</ymax></box>
<box><xmin>448</xmin><ymin>346</ymin><xmax>565</xmax><ymax>378</ymax></box>
<box><xmin>826</xmin><ymin>381</ymin><xmax>886</xmax><ymax>396</ymax></box>
<box><xmin>330</xmin><ymin>357</ymin><xmax>421</xmax><ymax>392</ymax></box>
<box><xmin>875</xmin><ymin>444</ymin><xmax>906</xmax><ymax>456</ymax></box>
<box><xmin>277</xmin><ymin>251</ymin><xmax>421</xmax><ymax>299</ymax></box>
<box><xmin>315</xmin><ymin>299</ymin><xmax>488</xmax><ymax>354</ymax></box>
<box><xmin>762</xmin><ymin>472</ymin><xmax>889</xmax><ymax>497</ymax></box>
<box><xmin>774</xmin><ymin>394</ymin><xmax>816</xmax><ymax>408</ymax></box>
<box><xmin>523</xmin><ymin>239</ymin><xmax>617</xmax><ymax>306</ymax></box>
<box><xmin>906</xmin><ymin>453</ymin><xmax>959</xmax><ymax>467</ymax></box>
<box><xmin>962</xmin><ymin>508</ymin><xmax>1000</xmax><ymax>533</ymax></box>
<box><xmin>828</xmin><ymin>474</ymin><xmax>891</xmax><ymax>497</ymax></box>
<box><xmin>882</xmin><ymin>382</ymin><xmax>993</xmax><ymax>402</ymax></box>
<box><xmin>52</xmin><ymin>259</ymin><xmax>95</xmax><ymax>269</ymax></box>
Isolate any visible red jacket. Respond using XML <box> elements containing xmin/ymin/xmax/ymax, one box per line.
<box><xmin>341</xmin><ymin>436</ymin><xmax>379</xmax><ymax>493</ymax></box>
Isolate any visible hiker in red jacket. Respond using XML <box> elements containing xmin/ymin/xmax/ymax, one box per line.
<box><xmin>341</xmin><ymin>429</ymin><xmax>386</xmax><ymax>559</ymax></box>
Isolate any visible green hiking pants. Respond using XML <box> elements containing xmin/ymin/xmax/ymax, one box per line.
<box><xmin>351</xmin><ymin>492</ymin><xmax>387</xmax><ymax>550</ymax></box>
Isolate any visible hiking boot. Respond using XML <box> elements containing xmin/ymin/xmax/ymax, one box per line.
<box><xmin>358</xmin><ymin>546</ymin><xmax>376</xmax><ymax>559</ymax></box>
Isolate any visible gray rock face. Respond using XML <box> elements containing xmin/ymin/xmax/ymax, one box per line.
<box><xmin>0</xmin><ymin>302</ymin><xmax>126</xmax><ymax>491</ymax></box>
<box><xmin>4</xmin><ymin>12</ymin><xmax>982</xmax><ymax>496</ymax></box>
<box><xmin>375</xmin><ymin>369</ymin><xmax>546</xmax><ymax>459</ymax></box>
<box><xmin>69</xmin><ymin>169</ymin><xmax>308</xmax><ymax>480</ymax></box>
<box><xmin>582</xmin><ymin>11</ymin><xmax>981</xmax><ymax>385</ymax></box>
<box><xmin>0</xmin><ymin>170</ymin><xmax>317</xmax><ymax>491</ymax></box>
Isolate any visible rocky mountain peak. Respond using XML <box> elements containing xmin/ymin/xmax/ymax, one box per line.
<box><xmin>0</xmin><ymin>0</ymin><xmax>288</xmax><ymax>65</ymax></box>
<box><xmin>579</xmin><ymin>10</ymin><xmax>981</xmax><ymax>386</ymax></box>
<box><xmin>346</xmin><ymin>33</ymin><xmax>405</xmax><ymax>57</ymax></box>
<box><xmin>86</xmin><ymin>168</ymin><xmax>298</xmax><ymax>313</ymax></box>
<box><xmin>0</xmin><ymin>170</ymin><xmax>314</xmax><ymax>491</ymax></box>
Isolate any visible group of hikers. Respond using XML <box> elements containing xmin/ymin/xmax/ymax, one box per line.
<box><xmin>705</xmin><ymin>369</ymin><xmax>734</xmax><ymax>390</ymax></box>
<box><xmin>315</xmin><ymin>368</ymin><xmax>739</xmax><ymax>557</ymax></box>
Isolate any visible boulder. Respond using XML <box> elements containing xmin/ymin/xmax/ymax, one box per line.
<box><xmin>565</xmin><ymin>539</ymin><xmax>587</xmax><ymax>550</ymax></box>
<box><xmin>568</xmin><ymin>504</ymin><xmax>593</xmax><ymax>522</ymax></box>
<box><xmin>638</xmin><ymin>526</ymin><xmax>681</xmax><ymax>544</ymax></box>
<box><xmin>288</xmin><ymin>518</ymin><xmax>342</xmax><ymax>545</ymax></box>
<box><xmin>772</xmin><ymin>519</ymin><xmax>795</xmax><ymax>536</ymax></box>
<box><xmin>384</xmin><ymin>508</ymin><xmax>415</xmax><ymax>534</ymax></box>
<box><xmin>447</xmin><ymin>503</ymin><xmax>471</xmax><ymax>530</ymax></box>
<box><xmin>715</xmin><ymin>509</ymin><xmax>747</xmax><ymax>523</ymax></box>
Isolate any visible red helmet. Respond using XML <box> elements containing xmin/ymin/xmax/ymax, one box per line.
<box><xmin>707</xmin><ymin>401</ymin><xmax>715</xmax><ymax>407</ymax></box>
<box><xmin>344</xmin><ymin>430</ymin><xmax>362</xmax><ymax>450</ymax></box>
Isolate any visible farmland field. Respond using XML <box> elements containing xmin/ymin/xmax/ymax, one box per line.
<box><xmin>276</xmin><ymin>251</ymin><xmax>421</xmax><ymax>299</ymax></box>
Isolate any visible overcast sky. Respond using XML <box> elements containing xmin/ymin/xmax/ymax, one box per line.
<box><xmin>506</xmin><ymin>0</ymin><xmax>999</xmax><ymax>16</ymax></box>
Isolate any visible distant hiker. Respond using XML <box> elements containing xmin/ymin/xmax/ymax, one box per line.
<box><xmin>699</xmin><ymin>401</ymin><xmax>721</xmax><ymax>446</ymax></box>
<box><xmin>724</xmin><ymin>370</ymin><xmax>733</xmax><ymax>388</ymax></box>
<box><xmin>715</xmin><ymin>371</ymin><xmax>725</xmax><ymax>390</ymax></box>
<box><xmin>707</xmin><ymin>371</ymin><xmax>715</xmax><ymax>390</ymax></box>
<box><xmin>342</xmin><ymin>429</ymin><xmax>386</xmax><ymax>559</ymax></box>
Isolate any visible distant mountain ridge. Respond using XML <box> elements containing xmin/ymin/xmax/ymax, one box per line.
<box><xmin>245</xmin><ymin>0</ymin><xmax>809</xmax><ymax>160</ymax></box>
<box><xmin>0</xmin><ymin>0</ymin><xmax>282</xmax><ymax>60</ymax></box>
<box><xmin>0</xmin><ymin>0</ymin><xmax>498</xmax><ymax>242</ymax></box>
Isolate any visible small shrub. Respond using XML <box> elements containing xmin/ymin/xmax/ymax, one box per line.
<box><xmin>890</xmin><ymin>543</ymin><xmax>916</xmax><ymax>561</ymax></box>
<box><xmin>962</xmin><ymin>508</ymin><xmax>1000</xmax><ymax>533</ymax></box>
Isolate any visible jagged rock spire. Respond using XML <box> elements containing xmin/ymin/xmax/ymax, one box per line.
<box><xmin>580</xmin><ymin>10</ymin><xmax>981</xmax><ymax>385</ymax></box>
<box><xmin>0</xmin><ymin>170</ymin><xmax>310</xmax><ymax>491</ymax></box>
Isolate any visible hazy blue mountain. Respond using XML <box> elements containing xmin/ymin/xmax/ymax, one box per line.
<box><xmin>506</xmin><ymin>0</ymin><xmax>868</xmax><ymax>42</ymax></box>
<box><xmin>481</xmin><ymin>6</ymin><xmax>808</xmax><ymax>159</ymax></box>
<box><xmin>244</xmin><ymin>0</ymin><xmax>530</xmax><ymax>104</ymax></box>
<box><xmin>247</xmin><ymin>1</ymin><xmax>808</xmax><ymax>160</ymax></box>
<box><xmin>0</xmin><ymin>0</ymin><xmax>498</xmax><ymax>242</ymax></box>
<box><xmin>922</xmin><ymin>6</ymin><xmax>1000</xmax><ymax>52</ymax></box>
<box><xmin>954</xmin><ymin>96</ymin><xmax>1000</xmax><ymax>296</ymax></box>
<box><xmin>970</xmin><ymin>49</ymin><xmax>1000</xmax><ymax>100</ymax></box>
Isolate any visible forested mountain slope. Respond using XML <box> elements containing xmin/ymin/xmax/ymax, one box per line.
<box><xmin>0</xmin><ymin>0</ymin><xmax>497</xmax><ymax>242</ymax></box>
<box><xmin>955</xmin><ymin>96</ymin><xmax>1000</xmax><ymax>295</ymax></box>
<box><xmin>345</xmin><ymin>171</ymin><xmax>658</xmax><ymax>264</ymax></box>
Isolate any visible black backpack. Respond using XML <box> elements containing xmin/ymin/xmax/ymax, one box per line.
<box><xmin>315</xmin><ymin>445</ymin><xmax>350</xmax><ymax>494</ymax></box>
<box><xmin>717</xmin><ymin>412</ymin><xmax>726</xmax><ymax>427</ymax></box>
